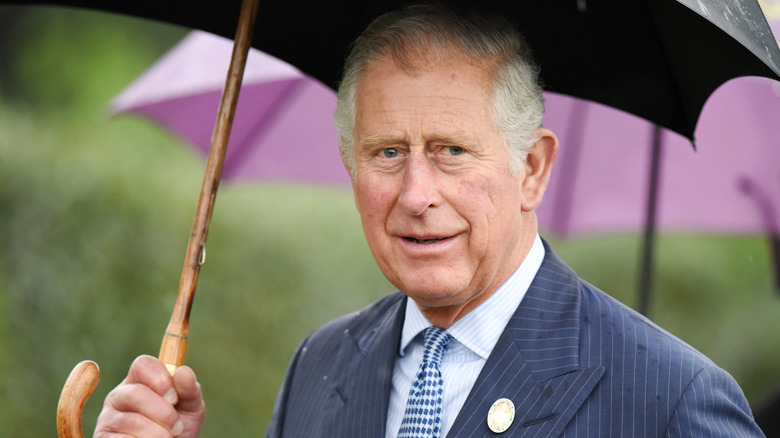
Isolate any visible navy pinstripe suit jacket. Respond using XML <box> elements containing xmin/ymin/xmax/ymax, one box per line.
<box><xmin>265</xmin><ymin>242</ymin><xmax>763</xmax><ymax>437</ymax></box>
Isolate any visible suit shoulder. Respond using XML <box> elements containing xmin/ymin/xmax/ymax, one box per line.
<box><xmin>574</xmin><ymin>281</ymin><xmax>759</xmax><ymax>435</ymax></box>
<box><xmin>579</xmin><ymin>280</ymin><xmax>720</xmax><ymax>371</ymax></box>
<box><xmin>265</xmin><ymin>292</ymin><xmax>405</xmax><ymax>437</ymax></box>
<box><xmin>297</xmin><ymin>291</ymin><xmax>405</xmax><ymax>354</ymax></box>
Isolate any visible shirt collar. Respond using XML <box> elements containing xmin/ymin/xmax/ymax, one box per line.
<box><xmin>399</xmin><ymin>234</ymin><xmax>545</xmax><ymax>358</ymax></box>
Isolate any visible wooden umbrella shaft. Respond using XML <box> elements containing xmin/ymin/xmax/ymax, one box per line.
<box><xmin>159</xmin><ymin>0</ymin><xmax>260</xmax><ymax>372</ymax></box>
<box><xmin>57</xmin><ymin>1</ymin><xmax>260</xmax><ymax>437</ymax></box>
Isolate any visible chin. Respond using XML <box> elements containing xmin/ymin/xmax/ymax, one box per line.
<box><xmin>401</xmin><ymin>281</ymin><xmax>473</xmax><ymax>307</ymax></box>
<box><xmin>385</xmin><ymin>264</ymin><xmax>478</xmax><ymax>304</ymax></box>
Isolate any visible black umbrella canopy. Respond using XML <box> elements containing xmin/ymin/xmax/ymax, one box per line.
<box><xmin>6</xmin><ymin>0</ymin><xmax>780</xmax><ymax>142</ymax></box>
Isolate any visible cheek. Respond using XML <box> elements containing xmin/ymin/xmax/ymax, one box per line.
<box><xmin>453</xmin><ymin>179</ymin><xmax>494</xmax><ymax>253</ymax></box>
<box><xmin>454</xmin><ymin>176</ymin><xmax>502</xmax><ymax>215</ymax></box>
<box><xmin>355</xmin><ymin>178</ymin><xmax>396</xmax><ymax>227</ymax></box>
<box><xmin>455</xmin><ymin>175</ymin><xmax>523</xmax><ymax>234</ymax></box>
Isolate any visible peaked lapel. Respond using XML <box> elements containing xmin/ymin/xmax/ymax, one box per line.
<box><xmin>447</xmin><ymin>243</ymin><xmax>605</xmax><ymax>437</ymax></box>
<box><xmin>323</xmin><ymin>293</ymin><xmax>407</xmax><ymax>438</ymax></box>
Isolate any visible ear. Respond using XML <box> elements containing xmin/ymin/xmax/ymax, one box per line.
<box><xmin>520</xmin><ymin>127</ymin><xmax>558</xmax><ymax>212</ymax></box>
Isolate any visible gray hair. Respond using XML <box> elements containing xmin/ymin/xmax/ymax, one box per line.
<box><xmin>334</xmin><ymin>3</ymin><xmax>545</xmax><ymax>177</ymax></box>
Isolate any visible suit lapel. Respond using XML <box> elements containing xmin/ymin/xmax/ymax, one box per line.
<box><xmin>324</xmin><ymin>293</ymin><xmax>406</xmax><ymax>438</ymax></box>
<box><xmin>447</xmin><ymin>244</ymin><xmax>605</xmax><ymax>437</ymax></box>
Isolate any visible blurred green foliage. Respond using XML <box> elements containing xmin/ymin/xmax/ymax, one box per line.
<box><xmin>0</xmin><ymin>5</ymin><xmax>778</xmax><ymax>437</ymax></box>
<box><xmin>0</xmin><ymin>6</ymin><xmax>390</xmax><ymax>435</ymax></box>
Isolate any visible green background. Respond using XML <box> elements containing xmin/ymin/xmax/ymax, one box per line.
<box><xmin>1</xmin><ymin>5</ymin><xmax>778</xmax><ymax>436</ymax></box>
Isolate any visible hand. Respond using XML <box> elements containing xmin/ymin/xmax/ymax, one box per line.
<box><xmin>94</xmin><ymin>355</ymin><xmax>205</xmax><ymax>438</ymax></box>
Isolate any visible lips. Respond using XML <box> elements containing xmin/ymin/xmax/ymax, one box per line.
<box><xmin>404</xmin><ymin>237</ymin><xmax>446</xmax><ymax>244</ymax></box>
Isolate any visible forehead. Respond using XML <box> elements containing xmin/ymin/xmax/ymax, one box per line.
<box><xmin>358</xmin><ymin>50</ymin><xmax>494</xmax><ymax>91</ymax></box>
<box><xmin>354</xmin><ymin>55</ymin><xmax>496</xmax><ymax>133</ymax></box>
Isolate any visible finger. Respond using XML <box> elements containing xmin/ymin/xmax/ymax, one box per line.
<box><xmin>105</xmin><ymin>380</ymin><xmax>181</xmax><ymax>433</ymax></box>
<box><xmin>96</xmin><ymin>409</ymin><xmax>177</xmax><ymax>438</ymax></box>
<box><xmin>125</xmin><ymin>355</ymin><xmax>178</xmax><ymax>403</ymax></box>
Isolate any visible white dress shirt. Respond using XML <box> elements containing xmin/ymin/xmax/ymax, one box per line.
<box><xmin>385</xmin><ymin>235</ymin><xmax>545</xmax><ymax>438</ymax></box>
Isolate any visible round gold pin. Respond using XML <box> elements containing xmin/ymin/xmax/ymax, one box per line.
<box><xmin>487</xmin><ymin>398</ymin><xmax>515</xmax><ymax>433</ymax></box>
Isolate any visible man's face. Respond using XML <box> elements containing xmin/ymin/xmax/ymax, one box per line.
<box><xmin>349</xmin><ymin>54</ymin><xmax>542</xmax><ymax>325</ymax></box>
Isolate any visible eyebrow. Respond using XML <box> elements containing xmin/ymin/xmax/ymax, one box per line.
<box><xmin>356</xmin><ymin>131</ymin><xmax>478</xmax><ymax>150</ymax></box>
<box><xmin>356</xmin><ymin>133</ymin><xmax>404</xmax><ymax>150</ymax></box>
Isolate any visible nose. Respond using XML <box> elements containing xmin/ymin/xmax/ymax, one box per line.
<box><xmin>398</xmin><ymin>153</ymin><xmax>440</xmax><ymax>216</ymax></box>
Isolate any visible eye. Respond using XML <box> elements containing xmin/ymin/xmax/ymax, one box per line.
<box><xmin>381</xmin><ymin>148</ymin><xmax>400</xmax><ymax>158</ymax></box>
<box><xmin>446</xmin><ymin>146</ymin><xmax>465</xmax><ymax>156</ymax></box>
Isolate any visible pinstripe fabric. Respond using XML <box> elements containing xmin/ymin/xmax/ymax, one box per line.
<box><xmin>265</xmin><ymin>240</ymin><xmax>763</xmax><ymax>437</ymax></box>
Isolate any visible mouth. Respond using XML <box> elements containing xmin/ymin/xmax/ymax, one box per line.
<box><xmin>404</xmin><ymin>237</ymin><xmax>447</xmax><ymax>244</ymax></box>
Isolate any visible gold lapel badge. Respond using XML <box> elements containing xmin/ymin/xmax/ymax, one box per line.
<box><xmin>487</xmin><ymin>397</ymin><xmax>515</xmax><ymax>433</ymax></box>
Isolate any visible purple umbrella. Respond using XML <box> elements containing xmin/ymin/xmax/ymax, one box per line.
<box><xmin>539</xmin><ymin>78</ymin><xmax>780</xmax><ymax>236</ymax></box>
<box><xmin>110</xmin><ymin>30</ymin><xmax>349</xmax><ymax>187</ymax></box>
<box><xmin>538</xmin><ymin>76</ymin><xmax>780</xmax><ymax>313</ymax></box>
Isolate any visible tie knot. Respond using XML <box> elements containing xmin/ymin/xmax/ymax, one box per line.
<box><xmin>422</xmin><ymin>326</ymin><xmax>452</xmax><ymax>366</ymax></box>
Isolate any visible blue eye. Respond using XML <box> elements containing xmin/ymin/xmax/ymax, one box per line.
<box><xmin>447</xmin><ymin>146</ymin><xmax>464</xmax><ymax>156</ymax></box>
<box><xmin>382</xmin><ymin>148</ymin><xmax>399</xmax><ymax>158</ymax></box>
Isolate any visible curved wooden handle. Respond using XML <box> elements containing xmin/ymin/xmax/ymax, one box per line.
<box><xmin>56</xmin><ymin>361</ymin><xmax>100</xmax><ymax>438</ymax></box>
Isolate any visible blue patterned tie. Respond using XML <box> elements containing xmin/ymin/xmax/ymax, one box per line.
<box><xmin>397</xmin><ymin>326</ymin><xmax>453</xmax><ymax>438</ymax></box>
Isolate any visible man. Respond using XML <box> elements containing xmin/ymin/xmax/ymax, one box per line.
<box><xmin>95</xmin><ymin>4</ymin><xmax>764</xmax><ymax>437</ymax></box>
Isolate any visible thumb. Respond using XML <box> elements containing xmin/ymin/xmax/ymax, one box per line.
<box><xmin>172</xmin><ymin>365</ymin><xmax>205</xmax><ymax>415</ymax></box>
